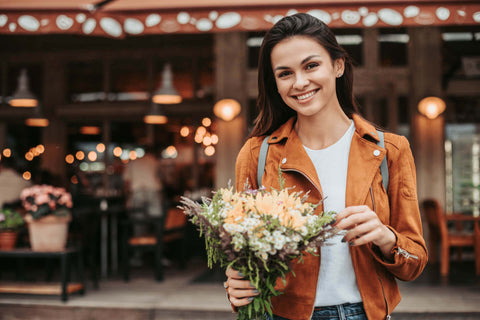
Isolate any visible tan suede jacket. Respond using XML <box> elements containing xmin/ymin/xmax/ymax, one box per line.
<box><xmin>235</xmin><ymin>114</ymin><xmax>428</xmax><ymax>320</ymax></box>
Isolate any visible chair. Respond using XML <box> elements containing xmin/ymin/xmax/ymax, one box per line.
<box><xmin>422</xmin><ymin>199</ymin><xmax>480</xmax><ymax>277</ymax></box>
<box><xmin>121</xmin><ymin>204</ymin><xmax>188</xmax><ymax>282</ymax></box>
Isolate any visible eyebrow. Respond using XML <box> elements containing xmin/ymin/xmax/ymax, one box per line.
<box><xmin>274</xmin><ymin>55</ymin><xmax>321</xmax><ymax>72</ymax></box>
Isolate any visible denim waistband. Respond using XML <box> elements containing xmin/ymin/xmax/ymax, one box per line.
<box><xmin>313</xmin><ymin>302</ymin><xmax>365</xmax><ymax>318</ymax></box>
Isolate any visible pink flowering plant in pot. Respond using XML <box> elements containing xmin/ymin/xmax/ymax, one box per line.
<box><xmin>21</xmin><ymin>185</ymin><xmax>73</xmax><ymax>220</ymax></box>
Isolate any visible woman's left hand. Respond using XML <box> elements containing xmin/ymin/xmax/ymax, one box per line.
<box><xmin>334</xmin><ymin>205</ymin><xmax>396</xmax><ymax>260</ymax></box>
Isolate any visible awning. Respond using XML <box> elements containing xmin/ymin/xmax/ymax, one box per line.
<box><xmin>1</xmin><ymin>0</ymin><xmax>479</xmax><ymax>38</ymax></box>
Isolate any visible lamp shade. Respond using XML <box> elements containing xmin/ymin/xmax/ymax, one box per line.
<box><xmin>418</xmin><ymin>96</ymin><xmax>446</xmax><ymax>119</ymax></box>
<box><xmin>213</xmin><ymin>99</ymin><xmax>241</xmax><ymax>121</ymax></box>
<box><xmin>9</xmin><ymin>69</ymin><xmax>38</xmax><ymax>107</ymax></box>
<box><xmin>25</xmin><ymin>105</ymin><xmax>49</xmax><ymax>127</ymax></box>
<box><xmin>144</xmin><ymin>103</ymin><xmax>168</xmax><ymax>124</ymax></box>
<box><xmin>152</xmin><ymin>63</ymin><xmax>182</xmax><ymax>104</ymax></box>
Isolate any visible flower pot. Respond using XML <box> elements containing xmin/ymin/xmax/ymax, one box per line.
<box><xmin>0</xmin><ymin>231</ymin><xmax>18</xmax><ymax>250</ymax></box>
<box><xmin>25</xmin><ymin>214</ymin><xmax>71</xmax><ymax>252</ymax></box>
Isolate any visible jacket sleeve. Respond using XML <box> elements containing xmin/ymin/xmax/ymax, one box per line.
<box><xmin>235</xmin><ymin>137</ymin><xmax>262</xmax><ymax>192</ymax></box>
<box><xmin>369</xmin><ymin>135</ymin><xmax>428</xmax><ymax>281</ymax></box>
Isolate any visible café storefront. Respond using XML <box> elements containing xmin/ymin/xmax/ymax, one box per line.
<box><xmin>1</xmin><ymin>0</ymin><xmax>480</xmax><ymax>263</ymax></box>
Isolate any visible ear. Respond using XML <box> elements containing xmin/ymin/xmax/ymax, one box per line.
<box><xmin>334</xmin><ymin>58</ymin><xmax>345</xmax><ymax>77</ymax></box>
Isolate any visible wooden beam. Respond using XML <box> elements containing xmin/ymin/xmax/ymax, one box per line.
<box><xmin>54</xmin><ymin>100</ymin><xmax>214</xmax><ymax>121</ymax></box>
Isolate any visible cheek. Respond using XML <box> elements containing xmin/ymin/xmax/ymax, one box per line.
<box><xmin>275</xmin><ymin>81</ymin><xmax>289</xmax><ymax>96</ymax></box>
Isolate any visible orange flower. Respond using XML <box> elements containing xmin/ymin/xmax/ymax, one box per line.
<box><xmin>224</xmin><ymin>202</ymin><xmax>246</xmax><ymax>225</ymax></box>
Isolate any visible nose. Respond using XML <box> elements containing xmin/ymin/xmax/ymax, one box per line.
<box><xmin>293</xmin><ymin>73</ymin><xmax>309</xmax><ymax>90</ymax></box>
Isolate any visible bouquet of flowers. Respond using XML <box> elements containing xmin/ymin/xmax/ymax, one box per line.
<box><xmin>180</xmin><ymin>179</ymin><xmax>338</xmax><ymax>320</ymax></box>
<box><xmin>20</xmin><ymin>185</ymin><xmax>73</xmax><ymax>220</ymax></box>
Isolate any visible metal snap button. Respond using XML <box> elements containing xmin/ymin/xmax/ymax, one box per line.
<box><xmin>373</xmin><ymin>150</ymin><xmax>381</xmax><ymax>156</ymax></box>
<box><xmin>281</xmin><ymin>158</ymin><xmax>287</xmax><ymax>164</ymax></box>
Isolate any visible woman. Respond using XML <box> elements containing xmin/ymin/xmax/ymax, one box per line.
<box><xmin>225</xmin><ymin>13</ymin><xmax>427</xmax><ymax>320</ymax></box>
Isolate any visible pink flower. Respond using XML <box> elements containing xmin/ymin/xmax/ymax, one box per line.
<box><xmin>35</xmin><ymin>194</ymin><xmax>50</xmax><ymax>205</ymax></box>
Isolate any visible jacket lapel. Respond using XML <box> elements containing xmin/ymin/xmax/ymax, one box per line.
<box><xmin>346</xmin><ymin>118</ymin><xmax>386</xmax><ymax>207</ymax></box>
<box><xmin>269</xmin><ymin>119</ymin><xmax>324</xmax><ymax>201</ymax></box>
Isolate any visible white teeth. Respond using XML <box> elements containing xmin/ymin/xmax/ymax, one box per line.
<box><xmin>296</xmin><ymin>91</ymin><xmax>316</xmax><ymax>100</ymax></box>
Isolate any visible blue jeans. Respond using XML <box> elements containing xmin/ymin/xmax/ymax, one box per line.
<box><xmin>265</xmin><ymin>302</ymin><xmax>367</xmax><ymax>320</ymax></box>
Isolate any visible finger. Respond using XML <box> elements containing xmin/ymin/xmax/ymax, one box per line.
<box><xmin>229</xmin><ymin>295</ymin><xmax>254</xmax><ymax>307</ymax></box>
<box><xmin>226</xmin><ymin>266</ymin><xmax>244</xmax><ymax>279</ymax></box>
<box><xmin>342</xmin><ymin>219</ymin><xmax>378</xmax><ymax>242</ymax></box>
<box><xmin>228</xmin><ymin>287</ymin><xmax>260</xmax><ymax>299</ymax></box>
<box><xmin>334</xmin><ymin>205</ymin><xmax>370</xmax><ymax>225</ymax></box>
<box><xmin>228</xmin><ymin>278</ymin><xmax>256</xmax><ymax>290</ymax></box>
<box><xmin>335</xmin><ymin>211</ymin><xmax>373</xmax><ymax>230</ymax></box>
<box><xmin>348</xmin><ymin>228</ymin><xmax>383</xmax><ymax>247</ymax></box>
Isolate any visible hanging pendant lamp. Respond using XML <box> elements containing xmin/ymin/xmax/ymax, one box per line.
<box><xmin>25</xmin><ymin>105</ymin><xmax>49</xmax><ymax>127</ymax></box>
<box><xmin>152</xmin><ymin>63</ymin><xmax>182</xmax><ymax>105</ymax></box>
<box><xmin>144</xmin><ymin>102</ymin><xmax>168</xmax><ymax>124</ymax></box>
<box><xmin>9</xmin><ymin>68</ymin><xmax>39</xmax><ymax>107</ymax></box>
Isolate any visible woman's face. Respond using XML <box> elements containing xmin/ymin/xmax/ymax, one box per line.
<box><xmin>270</xmin><ymin>36</ymin><xmax>344</xmax><ymax>120</ymax></box>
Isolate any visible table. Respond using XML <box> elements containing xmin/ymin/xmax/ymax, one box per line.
<box><xmin>0</xmin><ymin>248</ymin><xmax>85</xmax><ymax>301</ymax></box>
<box><xmin>96</xmin><ymin>195</ymin><xmax>125</xmax><ymax>278</ymax></box>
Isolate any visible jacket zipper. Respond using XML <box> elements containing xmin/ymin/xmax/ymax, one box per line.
<box><xmin>282</xmin><ymin>167</ymin><xmax>322</xmax><ymax>320</ymax></box>
<box><xmin>377</xmin><ymin>274</ymin><xmax>391</xmax><ymax>320</ymax></box>
<box><xmin>371</xmin><ymin>187</ymin><xmax>391</xmax><ymax>320</ymax></box>
<box><xmin>395</xmin><ymin>247</ymin><xmax>419</xmax><ymax>260</ymax></box>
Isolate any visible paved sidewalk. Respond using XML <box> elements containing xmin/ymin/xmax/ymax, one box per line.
<box><xmin>1</xmin><ymin>259</ymin><xmax>479</xmax><ymax>319</ymax></box>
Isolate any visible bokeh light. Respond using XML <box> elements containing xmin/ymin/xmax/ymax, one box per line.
<box><xmin>65</xmin><ymin>154</ymin><xmax>74</xmax><ymax>164</ymax></box>
<box><xmin>76</xmin><ymin>151</ymin><xmax>85</xmax><ymax>161</ymax></box>
<box><xmin>88</xmin><ymin>151</ymin><xmax>97</xmax><ymax>161</ymax></box>
<box><xmin>96</xmin><ymin>143</ymin><xmax>106</xmax><ymax>153</ymax></box>
<box><xmin>204</xmin><ymin>146</ymin><xmax>215</xmax><ymax>156</ymax></box>
<box><xmin>22</xmin><ymin>171</ymin><xmax>31</xmax><ymax>180</ymax></box>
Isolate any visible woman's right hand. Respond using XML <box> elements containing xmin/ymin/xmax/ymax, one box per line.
<box><xmin>225</xmin><ymin>266</ymin><xmax>259</xmax><ymax>307</ymax></box>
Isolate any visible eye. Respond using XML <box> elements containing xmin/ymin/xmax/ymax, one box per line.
<box><xmin>277</xmin><ymin>70</ymin><xmax>292</xmax><ymax>78</ymax></box>
<box><xmin>305</xmin><ymin>62</ymin><xmax>319</xmax><ymax>70</ymax></box>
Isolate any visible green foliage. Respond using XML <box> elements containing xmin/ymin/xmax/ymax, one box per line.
<box><xmin>0</xmin><ymin>208</ymin><xmax>24</xmax><ymax>231</ymax></box>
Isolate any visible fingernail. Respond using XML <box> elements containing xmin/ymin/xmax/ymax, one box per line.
<box><xmin>349</xmin><ymin>241</ymin><xmax>354</xmax><ymax>246</ymax></box>
<box><xmin>247</xmin><ymin>297</ymin><xmax>254</xmax><ymax>301</ymax></box>
<box><xmin>238</xmin><ymin>271</ymin><xmax>244</xmax><ymax>277</ymax></box>
<box><xmin>253</xmin><ymin>289</ymin><xmax>259</xmax><ymax>294</ymax></box>
<box><xmin>341</xmin><ymin>237</ymin><xmax>346</xmax><ymax>243</ymax></box>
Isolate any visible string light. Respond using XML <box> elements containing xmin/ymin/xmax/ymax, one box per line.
<box><xmin>88</xmin><ymin>151</ymin><xmax>97</xmax><ymax>161</ymax></box>
<box><xmin>113</xmin><ymin>146</ymin><xmax>122</xmax><ymax>157</ymax></box>
<box><xmin>202</xmin><ymin>117</ymin><xmax>212</xmax><ymax>127</ymax></box>
<box><xmin>65</xmin><ymin>154</ymin><xmax>74</xmax><ymax>164</ymax></box>
<box><xmin>23</xmin><ymin>171</ymin><xmax>32</xmax><ymax>180</ymax></box>
<box><xmin>180</xmin><ymin>126</ymin><xmax>190</xmax><ymax>137</ymax></box>
<box><xmin>204</xmin><ymin>146</ymin><xmax>215</xmax><ymax>156</ymax></box>
<box><xmin>96</xmin><ymin>143</ymin><xmax>106</xmax><ymax>153</ymax></box>
<box><xmin>2</xmin><ymin>148</ymin><xmax>11</xmax><ymax>157</ymax></box>
<box><xmin>76</xmin><ymin>151</ymin><xmax>85</xmax><ymax>161</ymax></box>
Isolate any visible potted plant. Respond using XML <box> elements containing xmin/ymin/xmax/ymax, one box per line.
<box><xmin>0</xmin><ymin>208</ymin><xmax>24</xmax><ymax>250</ymax></box>
<box><xmin>21</xmin><ymin>185</ymin><xmax>73</xmax><ymax>252</ymax></box>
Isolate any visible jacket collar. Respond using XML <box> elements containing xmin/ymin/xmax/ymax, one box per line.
<box><xmin>268</xmin><ymin>114</ymin><xmax>386</xmax><ymax>207</ymax></box>
<box><xmin>267</xmin><ymin>114</ymin><xmax>380</xmax><ymax>144</ymax></box>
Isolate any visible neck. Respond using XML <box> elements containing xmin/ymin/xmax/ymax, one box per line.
<box><xmin>295</xmin><ymin>106</ymin><xmax>351</xmax><ymax>150</ymax></box>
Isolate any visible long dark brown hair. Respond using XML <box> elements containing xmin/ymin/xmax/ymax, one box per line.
<box><xmin>250</xmin><ymin>13</ymin><xmax>360</xmax><ymax>137</ymax></box>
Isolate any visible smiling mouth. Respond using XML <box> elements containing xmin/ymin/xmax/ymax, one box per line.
<box><xmin>294</xmin><ymin>89</ymin><xmax>319</xmax><ymax>101</ymax></box>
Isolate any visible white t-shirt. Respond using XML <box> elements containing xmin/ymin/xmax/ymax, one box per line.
<box><xmin>303</xmin><ymin>121</ymin><xmax>362</xmax><ymax>306</ymax></box>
